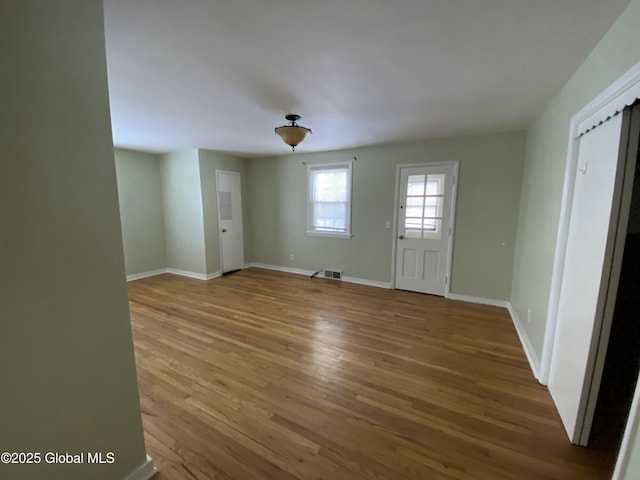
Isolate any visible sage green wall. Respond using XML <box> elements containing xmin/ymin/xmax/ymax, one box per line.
<box><xmin>114</xmin><ymin>148</ymin><xmax>166</xmax><ymax>276</ymax></box>
<box><xmin>508</xmin><ymin>1</ymin><xmax>640</xmax><ymax>475</ymax></box>
<box><xmin>0</xmin><ymin>2</ymin><xmax>148</xmax><ymax>479</ymax></box>
<box><xmin>115</xmin><ymin>147</ymin><xmax>249</xmax><ymax>277</ymax></box>
<box><xmin>510</xmin><ymin>0</ymin><xmax>640</xmax><ymax>368</ymax></box>
<box><xmin>246</xmin><ymin>131</ymin><xmax>524</xmax><ymax>300</ymax></box>
<box><xmin>160</xmin><ymin>149</ymin><xmax>207</xmax><ymax>275</ymax></box>
<box><xmin>198</xmin><ymin>149</ymin><xmax>249</xmax><ymax>274</ymax></box>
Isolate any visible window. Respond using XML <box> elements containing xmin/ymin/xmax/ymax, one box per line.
<box><xmin>307</xmin><ymin>162</ymin><xmax>352</xmax><ymax>238</ymax></box>
<box><xmin>404</xmin><ymin>173</ymin><xmax>444</xmax><ymax>240</ymax></box>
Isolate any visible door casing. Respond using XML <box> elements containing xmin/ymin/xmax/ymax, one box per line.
<box><xmin>542</xmin><ymin>61</ymin><xmax>640</xmax><ymax>386</ymax></box>
<box><xmin>391</xmin><ymin>161</ymin><xmax>458</xmax><ymax>296</ymax></box>
<box><xmin>548</xmin><ymin>109</ymin><xmax>638</xmax><ymax>445</ymax></box>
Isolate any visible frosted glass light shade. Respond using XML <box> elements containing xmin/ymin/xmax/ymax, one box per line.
<box><xmin>274</xmin><ymin>114</ymin><xmax>312</xmax><ymax>151</ymax></box>
<box><xmin>275</xmin><ymin>125</ymin><xmax>311</xmax><ymax>150</ymax></box>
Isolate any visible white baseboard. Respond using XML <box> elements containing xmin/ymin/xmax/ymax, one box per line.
<box><xmin>342</xmin><ymin>276</ymin><xmax>391</xmax><ymax>289</ymax></box>
<box><xmin>249</xmin><ymin>263</ymin><xmax>316</xmax><ymax>277</ymax></box>
<box><xmin>127</xmin><ymin>268</ymin><xmax>222</xmax><ymax>282</ymax></box>
<box><xmin>122</xmin><ymin>455</ymin><xmax>156</xmax><ymax>480</ymax></box>
<box><xmin>127</xmin><ymin>269</ymin><xmax>168</xmax><ymax>282</ymax></box>
<box><xmin>166</xmin><ymin>268</ymin><xmax>226</xmax><ymax>281</ymax></box>
<box><xmin>248</xmin><ymin>263</ymin><xmax>392</xmax><ymax>289</ymax></box>
<box><xmin>166</xmin><ymin>268</ymin><xmax>208</xmax><ymax>280</ymax></box>
<box><xmin>205</xmin><ymin>271</ymin><xmax>222</xmax><ymax>280</ymax></box>
<box><xmin>506</xmin><ymin>302</ymin><xmax>541</xmax><ymax>381</ymax></box>
<box><xmin>445</xmin><ymin>293</ymin><xmax>509</xmax><ymax>308</ymax></box>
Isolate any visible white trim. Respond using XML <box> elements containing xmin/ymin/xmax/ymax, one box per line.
<box><xmin>126</xmin><ymin>269</ymin><xmax>168</xmax><ymax>282</ymax></box>
<box><xmin>306</xmin><ymin>232</ymin><xmax>353</xmax><ymax>239</ymax></box>
<box><xmin>122</xmin><ymin>455</ymin><xmax>156</xmax><ymax>480</ymax></box>
<box><xmin>127</xmin><ymin>268</ymin><xmax>222</xmax><ymax>282</ymax></box>
<box><xmin>205</xmin><ymin>271</ymin><xmax>222</xmax><ymax>280</ymax></box>
<box><xmin>249</xmin><ymin>263</ymin><xmax>316</xmax><ymax>277</ymax></box>
<box><xmin>446</xmin><ymin>162</ymin><xmax>459</xmax><ymax>298</ymax></box>
<box><xmin>390</xmin><ymin>166</ymin><xmax>401</xmax><ymax>287</ymax></box>
<box><xmin>166</xmin><ymin>268</ymin><xmax>207</xmax><ymax>280</ymax></box>
<box><xmin>506</xmin><ymin>303</ymin><xmax>541</xmax><ymax>381</ymax></box>
<box><xmin>248</xmin><ymin>263</ymin><xmax>391</xmax><ymax>288</ymax></box>
<box><xmin>542</xmin><ymin>59</ymin><xmax>640</xmax><ymax>385</ymax></box>
<box><xmin>166</xmin><ymin>268</ymin><xmax>208</xmax><ymax>281</ymax></box>
<box><xmin>613</xmin><ymin>371</ymin><xmax>640</xmax><ymax>480</ymax></box>
<box><xmin>445</xmin><ymin>293</ymin><xmax>508</xmax><ymax>308</ymax></box>
<box><xmin>390</xmin><ymin>161</ymin><xmax>459</xmax><ymax>296</ymax></box>
<box><xmin>541</xmin><ymin>126</ymin><xmax>580</xmax><ymax>384</ymax></box>
<box><xmin>577</xmin><ymin>61</ymin><xmax>640</xmax><ymax>136</ymax></box>
<box><xmin>307</xmin><ymin>161</ymin><xmax>353</xmax><ymax>238</ymax></box>
<box><xmin>341</xmin><ymin>276</ymin><xmax>391</xmax><ymax>289</ymax></box>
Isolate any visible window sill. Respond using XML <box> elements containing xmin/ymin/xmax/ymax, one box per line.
<box><xmin>306</xmin><ymin>231</ymin><xmax>353</xmax><ymax>239</ymax></box>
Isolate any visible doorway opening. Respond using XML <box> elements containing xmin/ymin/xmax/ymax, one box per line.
<box><xmin>590</xmin><ymin>131</ymin><xmax>640</xmax><ymax>460</ymax></box>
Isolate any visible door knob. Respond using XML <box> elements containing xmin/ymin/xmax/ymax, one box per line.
<box><xmin>221</xmin><ymin>229</ymin><xmax>227</xmax><ymax>233</ymax></box>
<box><xmin>399</xmin><ymin>235</ymin><xmax>404</xmax><ymax>240</ymax></box>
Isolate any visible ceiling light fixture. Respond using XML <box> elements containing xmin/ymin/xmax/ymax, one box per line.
<box><xmin>274</xmin><ymin>114</ymin><xmax>312</xmax><ymax>151</ymax></box>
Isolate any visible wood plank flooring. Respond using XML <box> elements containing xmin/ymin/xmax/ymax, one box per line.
<box><xmin>128</xmin><ymin>268</ymin><xmax>615</xmax><ymax>480</ymax></box>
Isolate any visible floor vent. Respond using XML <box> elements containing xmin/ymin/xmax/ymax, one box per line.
<box><xmin>323</xmin><ymin>268</ymin><xmax>343</xmax><ymax>280</ymax></box>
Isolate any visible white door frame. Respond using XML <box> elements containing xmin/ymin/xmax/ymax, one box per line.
<box><xmin>391</xmin><ymin>161</ymin><xmax>459</xmax><ymax>295</ymax></box>
<box><xmin>541</xmin><ymin>60</ymin><xmax>640</xmax><ymax>386</ymax></box>
<box><xmin>548</xmin><ymin>109</ymin><xmax>637</xmax><ymax>445</ymax></box>
<box><xmin>541</xmin><ymin>60</ymin><xmax>640</xmax><ymax>466</ymax></box>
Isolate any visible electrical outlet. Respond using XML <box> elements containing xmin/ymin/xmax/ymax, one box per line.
<box><xmin>289</xmin><ymin>253</ymin><xmax>294</xmax><ymax>261</ymax></box>
<box><xmin>527</xmin><ymin>309</ymin><xmax>532</xmax><ymax>324</ymax></box>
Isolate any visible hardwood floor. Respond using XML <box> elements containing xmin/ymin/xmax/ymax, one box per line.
<box><xmin>128</xmin><ymin>268</ymin><xmax>615</xmax><ymax>480</ymax></box>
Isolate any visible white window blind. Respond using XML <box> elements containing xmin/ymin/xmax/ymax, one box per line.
<box><xmin>307</xmin><ymin>162</ymin><xmax>352</xmax><ymax>238</ymax></box>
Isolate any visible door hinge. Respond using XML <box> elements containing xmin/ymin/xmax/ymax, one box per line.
<box><xmin>445</xmin><ymin>276</ymin><xmax>448</xmax><ymax>285</ymax></box>
<box><xmin>449</xmin><ymin>227</ymin><xmax>452</xmax><ymax>236</ymax></box>
<box><xmin>452</xmin><ymin>175</ymin><xmax>456</xmax><ymax>185</ymax></box>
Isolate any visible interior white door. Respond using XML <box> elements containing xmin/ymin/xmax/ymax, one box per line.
<box><xmin>216</xmin><ymin>170</ymin><xmax>244</xmax><ymax>274</ymax></box>
<box><xmin>394</xmin><ymin>164</ymin><xmax>456</xmax><ymax>295</ymax></box>
<box><xmin>548</xmin><ymin>112</ymin><xmax>629</xmax><ymax>444</ymax></box>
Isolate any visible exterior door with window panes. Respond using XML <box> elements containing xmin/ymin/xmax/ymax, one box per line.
<box><xmin>395</xmin><ymin>164</ymin><xmax>455</xmax><ymax>295</ymax></box>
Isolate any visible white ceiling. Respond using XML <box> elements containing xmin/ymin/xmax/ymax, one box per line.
<box><xmin>104</xmin><ymin>0</ymin><xmax>630</xmax><ymax>156</ymax></box>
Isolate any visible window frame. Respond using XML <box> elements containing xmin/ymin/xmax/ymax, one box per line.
<box><xmin>306</xmin><ymin>161</ymin><xmax>353</xmax><ymax>239</ymax></box>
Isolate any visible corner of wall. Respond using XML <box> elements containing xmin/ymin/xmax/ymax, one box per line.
<box><xmin>506</xmin><ymin>302</ymin><xmax>542</xmax><ymax>382</ymax></box>
<box><xmin>122</xmin><ymin>455</ymin><xmax>156</xmax><ymax>480</ymax></box>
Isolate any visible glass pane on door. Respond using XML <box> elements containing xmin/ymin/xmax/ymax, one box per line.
<box><xmin>403</xmin><ymin>173</ymin><xmax>445</xmax><ymax>239</ymax></box>
<box><xmin>407</xmin><ymin>175</ymin><xmax>426</xmax><ymax>196</ymax></box>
